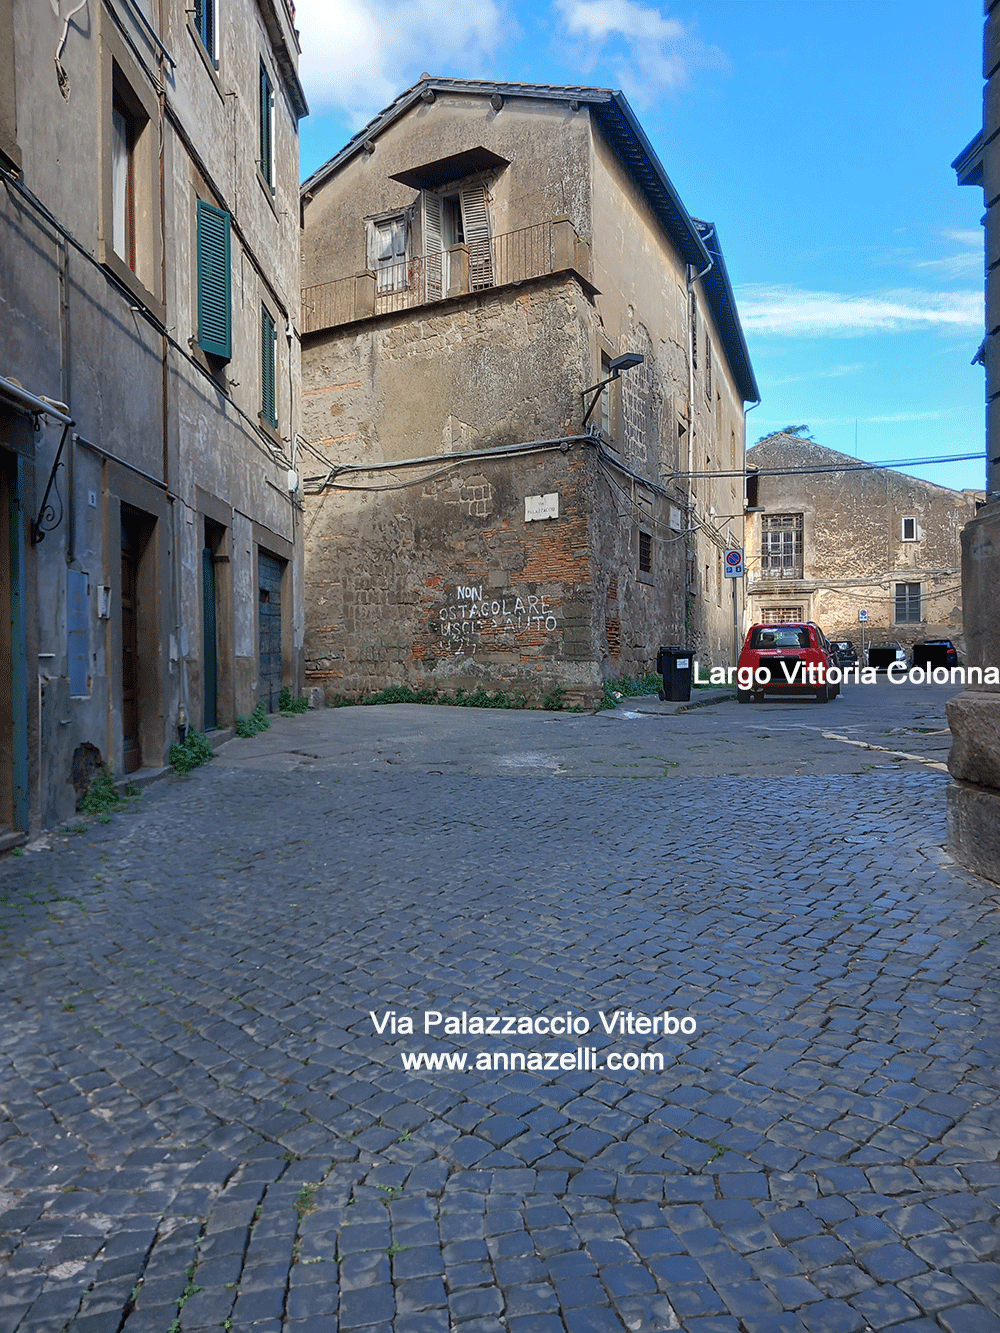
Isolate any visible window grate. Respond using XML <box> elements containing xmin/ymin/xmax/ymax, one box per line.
<box><xmin>760</xmin><ymin>513</ymin><xmax>803</xmax><ymax>579</ymax></box>
<box><xmin>638</xmin><ymin>530</ymin><xmax>652</xmax><ymax>574</ymax></box>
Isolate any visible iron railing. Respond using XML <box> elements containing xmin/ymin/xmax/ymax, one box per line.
<box><xmin>302</xmin><ymin>220</ymin><xmax>561</xmax><ymax>334</ymax></box>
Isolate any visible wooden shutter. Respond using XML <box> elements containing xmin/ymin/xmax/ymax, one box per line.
<box><xmin>259</xmin><ymin>63</ymin><xmax>273</xmax><ymax>189</ymax></box>
<box><xmin>195</xmin><ymin>0</ymin><xmax>215</xmax><ymax>59</ymax></box>
<box><xmin>422</xmin><ymin>191</ymin><xmax>443</xmax><ymax>300</ymax></box>
<box><xmin>460</xmin><ymin>185</ymin><xmax>493</xmax><ymax>288</ymax></box>
<box><xmin>197</xmin><ymin>199</ymin><xmax>231</xmax><ymax>361</ymax></box>
<box><xmin>261</xmin><ymin>305</ymin><xmax>277</xmax><ymax>427</ymax></box>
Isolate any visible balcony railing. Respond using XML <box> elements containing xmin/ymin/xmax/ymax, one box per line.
<box><xmin>301</xmin><ymin>218</ymin><xmax>589</xmax><ymax>335</ymax></box>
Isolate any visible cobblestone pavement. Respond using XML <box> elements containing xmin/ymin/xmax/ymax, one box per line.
<box><xmin>0</xmin><ymin>761</ymin><xmax>998</xmax><ymax>1333</ymax></box>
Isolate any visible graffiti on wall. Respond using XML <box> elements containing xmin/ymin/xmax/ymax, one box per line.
<box><xmin>435</xmin><ymin>584</ymin><xmax>558</xmax><ymax>655</ymax></box>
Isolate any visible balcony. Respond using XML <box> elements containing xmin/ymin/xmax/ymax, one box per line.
<box><xmin>301</xmin><ymin>218</ymin><xmax>591</xmax><ymax>335</ymax></box>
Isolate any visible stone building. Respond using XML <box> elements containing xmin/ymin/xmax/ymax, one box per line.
<box><xmin>0</xmin><ymin>0</ymin><xmax>307</xmax><ymax>843</ymax></box>
<box><xmin>744</xmin><ymin>433</ymin><xmax>980</xmax><ymax>652</ymax></box>
<box><xmin>299</xmin><ymin>78</ymin><xmax>758</xmax><ymax>707</ymax></box>
<box><xmin>950</xmin><ymin>0</ymin><xmax>1000</xmax><ymax>881</ymax></box>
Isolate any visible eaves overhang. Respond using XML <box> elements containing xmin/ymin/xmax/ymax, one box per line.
<box><xmin>953</xmin><ymin>131</ymin><xmax>983</xmax><ymax>188</ymax></box>
<box><xmin>692</xmin><ymin>219</ymin><xmax>759</xmax><ymax>406</ymax></box>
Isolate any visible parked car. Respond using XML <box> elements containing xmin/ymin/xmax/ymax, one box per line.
<box><xmin>912</xmin><ymin>639</ymin><xmax>959</xmax><ymax>668</ymax></box>
<box><xmin>867</xmin><ymin>641</ymin><xmax>908</xmax><ymax>671</ymax></box>
<box><xmin>737</xmin><ymin>622</ymin><xmax>840</xmax><ymax>703</ymax></box>
<box><xmin>831</xmin><ymin>640</ymin><xmax>859</xmax><ymax>668</ymax></box>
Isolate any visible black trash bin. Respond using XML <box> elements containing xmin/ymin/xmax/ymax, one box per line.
<box><xmin>656</xmin><ymin>645</ymin><xmax>693</xmax><ymax>702</ymax></box>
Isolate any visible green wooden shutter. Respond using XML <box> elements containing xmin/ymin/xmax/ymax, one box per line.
<box><xmin>259</xmin><ymin>62</ymin><xmax>273</xmax><ymax>189</ymax></box>
<box><xmin>195</xmin><ymin>0</ymin><xmax>215</xmax><ymax>59</ymax></box>
<box><xmin>197</xmin><ymin>199</ymin><xmax>231</xmax><ymax>360</ymax></box>
<box><xmin>261</xmin><ymin>305</ymin><xmax>277</xmax><ymax>427</ymax></box>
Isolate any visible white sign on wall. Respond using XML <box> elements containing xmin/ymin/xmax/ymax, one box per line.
<box><xmin>525</xmin><ymin>493</ymin><xmax>559</xmax><ymax>522</ymax></box>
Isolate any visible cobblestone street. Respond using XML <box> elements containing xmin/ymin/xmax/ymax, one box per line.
<box><xmin>0</xmin><ymin>737</ymin><xmax>998</xmax><ymax>1332</ymax></box>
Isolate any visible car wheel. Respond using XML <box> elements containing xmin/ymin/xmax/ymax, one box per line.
<box><xmin>737</xmin><ymin>689</ymin><xmax>751</xmax><ymax>704</ymax></box>
<box><xmin>817</xmin><ymin>685</ymin><xmax>831</xmax><ymax>702</ymax></box>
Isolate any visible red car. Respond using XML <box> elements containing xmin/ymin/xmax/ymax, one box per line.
<box><xmin>737</xmin><ymin>622</ymin><xmax>840</xmax><ymax>703</ymax></box>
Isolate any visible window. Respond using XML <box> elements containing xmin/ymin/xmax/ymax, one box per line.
<box><xmin>705</xmin><ymin>337</ymin><xmax>712</xmax><ymax>399</ymax></box>
<box><xmin>196</xmin><ymin>199</ymin><xmax>231</xmax><ymax>360</ymax></box>
<box><xmin>902</xmin><ymin>516</ymin><xmax>917</xmax><ymax>541</ymax></box>
<box><xmin>422</xmin><ymin>184</ymin><xmax>492</xmax><ymax>298</ymax></box>
<box><xmin>100</xmin><ymin>26</ymin><xmax>162</xmax><ymax>314</ymax></box>
<box><xmin>761</xmin><ymin>605</ymin><xmax>804</xmax><ymax>624</ymax></box>
<box><xmin>368</xmin><ymin>214</ymin><xmax>408</xmax><ymax>293</ymax></box>
<box><xmin>761</xmin><ymin>515</ymin><xmax>803</xmax><ymax>579</ymax></box>
<box><xmin>0</xmin><ymin>0</ymin><xmax>20</xmax><ymax>169</ymax></box>
<box><xmin>260</xmin><ymin>305</ymin><xmax>277</xmax><ymax>429</ymax></box>
<box><xmin>194</xmin><ymin>0</ymin><xmax>216</xmax><ymax>62</ymax></box>
<box><xmin>258</xmin><ymin>61</ymin><xmax>274</xmax><ymax>191</ymax></box>
<box><xmin>638</xmin><ymin>530</ymin><xmax>652</xmax><ymax>573</ymax></box>
<box><xmin>689</xmin><ymin>292</ymin><xmax>698</xmax><ymax>375</ymax></box>
<box><xmin>895</xmin><ymin>582</ymin><xmax>921</xmax><ymax>623</ymax></box>
<box><xmin>760</xmin><ymin>513</ymin><xmax>803</xmax><ymax>579</ymax></box>
<box><xmin>636</xmin><ymin>493</ymin><xmax>653</xmax><ymax>583</ymax></box>
<box><xmin>111</xmin><ymin>92</ymin><xmax>139</xmax><ymax>270</ymax></box>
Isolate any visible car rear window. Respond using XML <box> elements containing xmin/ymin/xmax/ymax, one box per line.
<box><xmin>751</xmin><ymin>627</ymin><xmax>810</xmax><ymax>649</ymax></box>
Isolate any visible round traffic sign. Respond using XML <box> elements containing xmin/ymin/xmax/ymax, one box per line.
<box><xmin>725</xmin><ymin>550</ymin><xmax>742</xmax><ymax>567</ymax></box>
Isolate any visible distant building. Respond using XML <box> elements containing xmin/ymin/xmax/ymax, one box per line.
<box><xmin>0</xmin><ymin>0</ymin><xmax>307</xmax><ymax>842</ymax></box>
<box><xmin>298</xmin><ymin>78</ymin><xmax>759</xmax><ymax>707</ymax></box>
<box><xmin>950</xmin><ymin>0</ymin><xmax>1000</xmax><ymax>881</ymax></box>
<box><xmin>745</xmin><ymin>433</ymin><xmax>981</xmax><ymax>656</ymax></box>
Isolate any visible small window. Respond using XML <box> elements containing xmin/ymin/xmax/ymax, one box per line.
<box><xmin>895</xmin><ymin>582</ymin><xmax>921</xmax><ymax>623</ymax></box>
<box><xmin>761</xmin><ymin>605</ymin><xmax>803</xmax><ymax>624</ymax></box>
<box><xmin>194</xmin><ymin>0</ymin><xmax>216</xmax><ymax>61</ymax></box>
<box><xmin>902</xmin><ymin>516</ymin><xmax>917</xmax><ymax>541</ymax></box>
<box><xmin>196</xmin><ymin>199</ymin><xmax>231</xmax><ymax>361</ymax></box>
<box><xmin>705</xmin><ymin>336</ymin><xmax>712</xmax><ymax>399</ymax></box>
<box><xmin>689</xmin><ymin>292</ymin><xmax>698</xmax><ymax>375</ymax></box>
<box><xmin>638</xmin><ymin>530</ymin><xmax>652</xmax><ymax>573</ymax></box>
<box><xmin>260</xmin><ymin>305</ymin><xmax>277</xmax><ymax>428</ymax></box>
<box><xmin>259</xmin><ymin>61</ymin><xmax>274</xmax><ymax>191</ymax></box>
<box><xmin>368</xmin><ymin>214</ymin><xmax>408</xmax><ymax>292</ymax></box>
<box><xmin>111</xmin><ymin>92</ymin><xmax>139</xmax><ymax>271</ymax></box>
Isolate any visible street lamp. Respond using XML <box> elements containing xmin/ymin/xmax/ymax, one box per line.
<box><xmin>580</xmin><ymin>353</ymin><xmax>645</xmax><ymax>429</ymax></box>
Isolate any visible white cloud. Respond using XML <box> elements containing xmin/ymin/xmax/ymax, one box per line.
<box><xmin>737</xmin><ymin>285</ymin><xmax>983</xmax><ymax>337</ymax></box>
<box><xmin>765</xmin><ymin>362</ymin><xmax>870</xmax><ymax>387</ymax></box>
<box><xmin>297</xmin><ymin>0</ymin><xmax>504</xmax><ymax>122</ymax></box>
<box><xmin>553</xmin><ymin>0</ymin><xmax>726</xmax><ymax>100</ymax></box>
<box><xmin>915</xmin><ymin>228</ymin><xmax>983</xmax><ymax>280</ymax></box>
<box><xmin>864</xmin><ymin>410</ymin><xmax>952</xmax><ymax>424</ymax></box>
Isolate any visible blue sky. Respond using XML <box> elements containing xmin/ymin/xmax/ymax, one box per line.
<box><xmin>296</xmin><ymin>0</ymin><xmax>986</xmax><ymax>493</ymax></box>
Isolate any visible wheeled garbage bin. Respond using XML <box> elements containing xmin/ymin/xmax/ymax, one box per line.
<box><xmin>656</xmin><ymin>645</ymin><xmax>692</xmax><ymax>703</ymax></box>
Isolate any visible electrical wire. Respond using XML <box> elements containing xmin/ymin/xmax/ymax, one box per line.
<box><xmin>0</xmin><ymin>163</ymin><xmax>293</xmax><ymax>476</ymax></box>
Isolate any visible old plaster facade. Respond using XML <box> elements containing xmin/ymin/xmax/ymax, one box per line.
<box><xmin>950</xmin><ymin>0</ymin><xmax>1000</xmax><ymax>882</ymax></box>
<box><xmin>299</xmin><ymin>79</ymin><xmax>758</xmax><ymax>708</ymax></box>
<box><xmin>0</xmin><ymin>0</ymin><xmax>306</xmax><ymax>841</ymax></box>
<box><xmin>745</xmin><ymin>434</ymin><xmax>981</xmax><ymax>654</ymax></box>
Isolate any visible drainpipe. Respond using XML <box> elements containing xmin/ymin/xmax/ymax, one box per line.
<box><xmin>685</xmin><ymin>256</ymin><xmax>712</xmax><ymax>648</ymax></box>
<box><xmin>742</xmin><ymin>397</ymin><xmax>761</xmax><ymax>640</ymax></box>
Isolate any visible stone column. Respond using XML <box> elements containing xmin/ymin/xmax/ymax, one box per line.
<box><xmin>948</xmin><ymin>0</ymin><xmax>1000</xmax><ymax>882</ymax></box>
